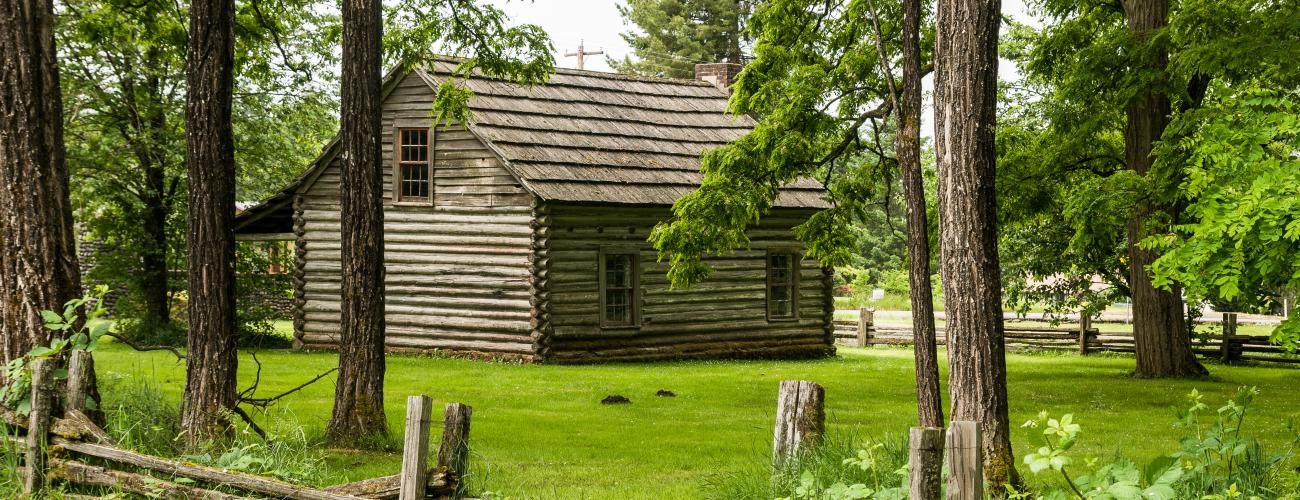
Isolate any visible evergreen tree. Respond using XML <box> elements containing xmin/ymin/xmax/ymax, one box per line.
<box><xmin>611</xmin><ymin>0</ymin><xmax>748</xmax><ymax>78</ymax></box>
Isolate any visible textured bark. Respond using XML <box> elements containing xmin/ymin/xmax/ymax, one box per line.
<box><xmin>327</xmin><ymin>0</ymin><xmax>388</xmax><ymax>443</ymax></box>
<box><xmin>1121</xmin><ymin>0</ymin><xmax>1206</xmax><ymax>379</ymax></box>
<box><xmin>0</xmin><ymin>0</ymin><xmax>83</xmax><ymax>369</ymax></box>
<box><xmin>898</xmin><ymin>0</ymin><xmax>943</xmax><ymax>430</ymax></box>
<box><xmin>934</xmin><ymin>0</ymin><xmax>1018</xmax><ymax>491</ymax></box>
<box><xmin>181</xmin><ymin>0</ymin><xmax>239</xmax><ymax>449</ymax></box>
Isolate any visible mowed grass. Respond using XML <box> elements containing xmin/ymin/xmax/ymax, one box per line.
<box><xmin>92</xmin><ymin>343</ymin><xmax>1300</xmax><ymax>499</ymax></box>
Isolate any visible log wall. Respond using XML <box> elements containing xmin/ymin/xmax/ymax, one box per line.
<box><xmin>295</xmin><ymin>72</ymin><xmax>535</xmax><ymax>359</ymax></box>
<box><xmin>540</xmin><ymin>204</ymin><xmax>834</xmax><ymax>362</ymax></box>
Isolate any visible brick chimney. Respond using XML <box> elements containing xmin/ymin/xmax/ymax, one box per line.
<box><xmin>694</xmin><ymin>63</ymin><xmax>743</xmax><ymax>90</ymax></box>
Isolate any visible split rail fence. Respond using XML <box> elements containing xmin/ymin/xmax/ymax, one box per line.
<box><xmin>4</xmin><ymin>352</ymin><xmax>470</xmax><ymax>499</ymax></box>
<box><xmin>834</xmin><ymin>309</ymin><xmax>1298</xmax><ymax>365</ymax></box>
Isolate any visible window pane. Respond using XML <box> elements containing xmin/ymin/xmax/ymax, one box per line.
<box><xmin>606</xmin><ymin>254</ymin><xmax>631</xmax><ymax>288</ymax></box>
<box><xmin>605</xmin><ymin>289</ymin><xmax>631</xmax><ymax>324</ymax></box>
<box><xmin>768</xmin><ymin>252</ymin><xmax>796</xmax><ymax>318</ymax></box>
<box><xmin>401</xmin><ymin>129</ymin><xmax>428</xmax><ymax>162</ymax></box>
<box><xmin>602</xmin><ymin>252</ymin><xmax>636</xmax><ymax>326</ymax></box>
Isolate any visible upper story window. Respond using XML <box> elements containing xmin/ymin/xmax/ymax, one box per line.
<box><xmin>397</xmin><ymin>128</ymin><xmax>430</xmax><ymax>202</ymax></box>
<box><xmin>767</xmin><ymin>250</ymin><xmax>799</xmax><ymax>321</ymax></box>
<box><xmin>600</xmin><ymin>249</ymin><xmax>640</xmax><ymax>328</ymax></box>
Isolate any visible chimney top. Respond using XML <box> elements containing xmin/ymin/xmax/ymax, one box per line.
<box><xmin>694</xmin><ymin>63</ymin><xmax>743</xmax><ymax>90</ymax></box>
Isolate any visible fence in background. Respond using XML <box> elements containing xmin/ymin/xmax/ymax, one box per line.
<box><xmin>834</xmin><ymin>308</ymin><xmax>1298</xmax><ymax>365</ymax></box>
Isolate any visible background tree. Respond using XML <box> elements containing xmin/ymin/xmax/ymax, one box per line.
<box><xmin>1001</xmin><ymin>0</ymin><xmax>1299</xmax><ymax>377</ymax></box>
<box><xmin>1144</xmin><ymin>0</ymin><xmax>1300</xmax><ymax>350</ymax></box>
<box><xmin>611</xmin><ymin>0</ymin><xmax>749</xmax><ymax>78</ymax></box>
<box><xmin>934</xmin><ymin>0</ymin><xmax>1016</xmax><ymax>488</ymax></box>
<box><xmin>891</xmin><ymin>0</ymin><xmax>943</xmax><ymax>429</ymax></box>
<box><xmin>59</xmin><ymin>0</ymin><xmax>339</xmax><ymax>342</ymax></box>
<box><xmin>181</xmin><ymin>0</ymin><xmax>239</xmax><ymax>448</ymax></box>
<box><xmin>645</xmin><ymin>0</ymin><xmax>946</xmax><ymax>429</ymax></box>
<box><xmin>0</xmin><ymin>0</ymin><xmax>84</xmax><ymax>366</ymax></box>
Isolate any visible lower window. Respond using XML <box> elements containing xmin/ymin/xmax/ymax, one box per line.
<box><xmin>767</xmin><ymin>251</ymin><xmax>799</xmax><ymax>320</ymax></box>
<box><xmin>600</xmin><ymin>250</ymin><xmax>639</xmax><ymax>328</ymax></box>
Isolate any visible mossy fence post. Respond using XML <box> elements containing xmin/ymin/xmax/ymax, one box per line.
<box><xmin>909</xmin><ymin>426</ymin><xmax>944</xmax><ymax>499</ymax></box>
<box><xmin>437</xmin><ymin>402</ymin><xmax>473</xmax><ymax>481</ymax></box>
<box><xmin>25</xmin><ymin>358</ymin><xmax>54</xmax><ymax>494</ymax></box>
<box><xmin>772</xmin><ymin>380</ymin><xmax>825</xmax><ymax>467</ymax></box>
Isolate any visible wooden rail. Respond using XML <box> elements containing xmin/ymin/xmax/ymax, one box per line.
<box><xmin>833</xmin><ymin>311</ymin><xmax>1299</xmax><ymax>364</ymax></box>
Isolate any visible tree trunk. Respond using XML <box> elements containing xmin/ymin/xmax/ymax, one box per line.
<box><xmin>181</xmin><ymin>0</ymin><xmax>239</xmax><ymax>449</ymax></box>
<box><xmin>139</xmin><ymin>71</ymin><xmax>172</xmax><ymax>327</ymax></box>
<box><xmin>327</xmin><ymin>0</ymin><xmax>388</xmax><ymax>443</ymax></box>
<box><xmin>1121</xmin><ymin>0</ymin><xmax>1206</xmax><ymax>379</ymax></box>
<box><xmin>934</xmin><ymin>0</ymin><xmax>1017</xmax><ymax>491</ymax></box>
<box><xmin>0</xmin><ymin>0</ymin><xmax>83</xmax><ymax>367</ymax></box>
<box><xmin>140</xmin><ymin>160</ymin><xmax>171</xmax><ymax>326</ymax></box>
<box><xmin>898</xmin><ymin>0</ymin><xmax>943</xmax><ymax>430</ymax></box>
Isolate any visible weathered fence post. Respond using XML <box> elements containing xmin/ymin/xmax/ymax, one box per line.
<box><xmin>65</xmin><ymin>350</ymin><xmax>92</xmax><ymax>415</ymax></box>
<box><xmin>437</xmin><ymin>402</ymin><xmax>473</xmax><ymax>481</ymax></box>
<box><xmin>1077</xmin><ymin>313</ymin><xmax>1092</xmax><ymax>356</ymax></box>
<box><xmin>909</xmin><ymin>426</ymin><xmax>944</xmax><ymax>500</ymax></box>
<box><xmin>856</xmin><ymin>308</ymin><xmax>874</xmax><ymax>347</ymax></box>
<box><xmin>25</xmin><ymin>358</ymin><xmax>54</xmax><ymax>494</ymax></box>
<box><xmin>398</xmin><ymin>395</ymin><xmax>433</xmax><ymax>500</ymax></box>
<box><xmin>1220</xmin><ymin>312</ymin><xmax>1239</xmax><ymax>363</ymax></box>
<box><xmin>772</xmin><ymin>380</ymin><xmax>825</xmax><ymax>467</ymax></box>
<box><xmin>945</xmin><ymin>421</ymin><xmax>982</xmax><ymax>500</ymax></box>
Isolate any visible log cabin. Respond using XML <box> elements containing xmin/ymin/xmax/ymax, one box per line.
<box><xmin>234</xmin><ymin>59</ymin><xmax>834</xmax><ymax>363</ymax></box>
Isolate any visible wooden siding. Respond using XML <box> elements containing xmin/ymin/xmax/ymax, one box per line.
<box><xmin>296</xmin><ymin>72</ymin><xmax>535</xmax><ymax>358</ymax></box>
<box><xmin>539</xmin><ymin>204</ymin><xmax>834</xmax><ymax>362</ymax></box>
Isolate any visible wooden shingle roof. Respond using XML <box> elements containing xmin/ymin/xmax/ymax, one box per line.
<box><xmin>418</xmin><ymin>60</ymin><xmax>829</xmax><ymax>209</ymax></box>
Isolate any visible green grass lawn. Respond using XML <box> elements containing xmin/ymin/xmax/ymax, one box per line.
<box><xmin>91</xmin><ymin>343</ymin><xmax>1300</xmax><ymax>499</ymax></box>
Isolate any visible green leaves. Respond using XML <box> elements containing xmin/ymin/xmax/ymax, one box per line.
<box><xmin>650</xmin><ymin>0</ymin><xmax>928</xmax><ymax>287</ymax></box>
<box><xmin>1145</xmin><ymin>87</ymin><xmax>1300</xmax><ymax>349</ymax></box>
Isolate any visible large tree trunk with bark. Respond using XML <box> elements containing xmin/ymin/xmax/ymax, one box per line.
<box><xmin>0</xmin><ymin>0</ymin><xmax>83</xmax><ymax>367</ymax></box>
<box><xmin>934</xmin><ymin>0</ymin><xmax>1018</xmax><ymax>490</ymax></box>
<box><xmin>1121</xmin><ymin>0</ymin><xmax>1206</xmax><ymax>379</ymax></box>
<box><xmin>898</xmin><ymin>0</ymin><xmax>943</xmax><ymax>430</ymax></box>
<box><xmin>181</xmin><ymin>0</ymin><xmax>239</xmax><ymax>449</ymax></box>
<box><xmin>327</xmin><ymin>0</ymin><xmax>388</xmax><ymax>443</ymax></box>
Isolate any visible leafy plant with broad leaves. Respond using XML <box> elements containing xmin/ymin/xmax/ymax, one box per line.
<box><xmin>0</xmin><ymin>286</ymin><xmax>111</xmax><ymax>414</ymax></box>
<box><xmin>1021</xmin><ymin>410</ymin><xmax>1182</xmax><ymax>499</ymax></box>
<box><xmin>1018</xmin><ymin>387</ymin><xmax>1299</xmax><ymax>499</ymax></box>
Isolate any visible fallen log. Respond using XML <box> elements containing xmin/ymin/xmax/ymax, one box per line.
<box><xmin>324</xmin><ymin>469</ymin><xmax>454</xmax><ymax>499</ymax></box>
<box><xmin>52</xmin><ymin>438</ymin><xmax>364</xmax><ymax>500</ymax></box>
<box><xmin>48</xmin><ymin>459</ymin><xmax>251</xmax><ymax>500</ymax></box>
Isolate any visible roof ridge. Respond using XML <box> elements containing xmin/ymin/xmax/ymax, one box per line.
<box><xmin>427</xmin><ymin>54</ymin><xmax>720</xmax><ymax>88</ymax></box>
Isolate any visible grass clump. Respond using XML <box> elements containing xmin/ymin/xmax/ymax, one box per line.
<box><xmin>704</xmin><ymin>432</ymin><xmax>908</xmax><ymax>499</ymax></box>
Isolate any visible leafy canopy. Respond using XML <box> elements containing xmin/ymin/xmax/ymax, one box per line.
<box><xmin>649</xmin><ymin>0</ymin><xmax>933</xmax><ymax>287</ymax></box>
